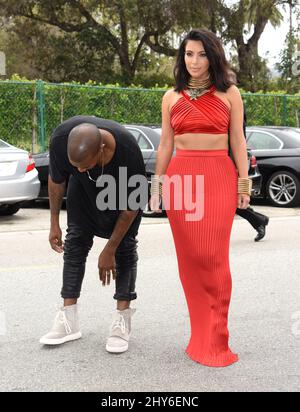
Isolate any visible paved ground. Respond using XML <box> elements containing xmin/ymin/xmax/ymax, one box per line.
<box><xmin>2</xmin><ymin>200</ymin><xmax>300</xmax><ymax>233</ymax></box>
<box><xmin>0</xmin><ymin>202</ymin><xmax>300</xmax><ymax>392</ymax></box>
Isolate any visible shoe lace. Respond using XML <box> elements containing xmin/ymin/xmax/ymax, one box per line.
<box><xmin>56</xmin><ymin>310</ymin><xmax>72</xmax><ymax>335</ymax></box>
<box><xmin>112</xmin><ymin>314</ymin><xmax>126</xmax><ymax>335</ymax></box>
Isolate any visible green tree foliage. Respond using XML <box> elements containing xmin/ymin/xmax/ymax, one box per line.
<box><xmin>0</xmin><ymin>0</ymin><xmax>217</xmax><ymax>85</ymax></box>
<box><xmin>0</xmin><ymin>0</ymin><xmax>298</xmax><ymax>91</ymax></box>
<box><xmin>0</xmin><ymin>18</ymin><xmax>41</xmax><ymax>79</ymax></box>
<box><xmin>276</xmin><ymin>0</ymin><xmax>300</xmax><ymax>93</ymax></box>
<box><xmin>276</xmin><ymin>30</ymin><xmax>300</xmax><ymax>93</ymax></box>
<box><xmin>220</xmin><ymin>0</ymin><xmax>284</xmax><ymax>91</ymax></box>
<box><xmin>1</xmin><ymin>17</ymin><xmax>117</xmax><ymax>83</ymax></box>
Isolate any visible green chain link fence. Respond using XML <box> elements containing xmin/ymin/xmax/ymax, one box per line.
<box><xmin>0</xmin><ymin>80</ymin><xmax>299</xmax><ymax>153</ymax></box>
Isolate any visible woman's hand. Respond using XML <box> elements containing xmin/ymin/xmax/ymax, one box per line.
<box><xmin>238</xmin><ymin>194</ymin><xmax>250</xmax><ymax>209</ymax></box>
<box><xmin>149</xmin><ymin>194</ymin><xmax>162</xmax><ymax>213</ymax></box>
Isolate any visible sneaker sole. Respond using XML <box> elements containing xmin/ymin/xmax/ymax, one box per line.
<box><xmin>106</xmin><ymin>344</ymin><xmax>128</xmax><ymax>353</ymax></box>
<box><xmin>39</xmin><ymin>332</ymin><xmax>82</xmax><ymax>346</ymax></box>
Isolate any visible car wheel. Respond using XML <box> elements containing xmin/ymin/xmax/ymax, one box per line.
<box><xmin>266</xmin><ymin>171</ymin><xmax>300</xmax><ymax>207</ymax></box>
<box><xmin>0</xmin><ymin>204</ymin><xmax>21</xmax><ymax>216</ymax></box>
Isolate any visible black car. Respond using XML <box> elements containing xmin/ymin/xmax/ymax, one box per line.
<box><xmin>33</xmin><ymin>124</ymin><xmax>262</xmax><ymax>216</ymax></box>
<box><xmin>246</xmin><ymin>126</ymin><xmax>300</xmax><ymax>207</ymax></box>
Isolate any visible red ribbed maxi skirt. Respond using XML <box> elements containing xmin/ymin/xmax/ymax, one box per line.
<box><xmin>163</xmin><ymin>149</ymin><xmax>239</xmax><ymax>367</ymax></box>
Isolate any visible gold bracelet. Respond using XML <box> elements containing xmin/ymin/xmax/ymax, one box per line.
<box><xmin>151</xmin><ymin>175</ymin><xmax>163</xmax><ymax>197</ymax></box>
<box><xmin>238</xmin><ymin>178</ymin><xmax>252</xmax><ymax>196</ymax></box>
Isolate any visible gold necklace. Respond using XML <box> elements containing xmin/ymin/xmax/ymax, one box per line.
<box><xmin>187</xmin><ymin>77</ymin><xmax>212</xmax><ymax>100</ymax></box>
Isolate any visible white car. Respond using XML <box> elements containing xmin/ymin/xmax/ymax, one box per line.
<box><xmin>0</xmin><ymin>139</ymin><xmax>40</xmax><ymax>216</ymax></box>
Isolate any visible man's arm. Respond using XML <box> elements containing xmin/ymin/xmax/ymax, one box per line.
<box><xmin>48</xmin><ymin>175</ymin><xmax>66</xmax><ymax>253</ymax></box>
<box><xmin>106</xmin><ymin>210</ymin><xmax>139</xmax><ymax>251</ymax></box>
<box><xmin>98</xmin><ymin>210</ymin><xmax>139</xmax><ymax>286</ymax></box>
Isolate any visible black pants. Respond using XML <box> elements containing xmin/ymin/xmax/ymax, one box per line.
<box><xmin>236</xmin><ymin>207</ymin><xmax>268</xmax><ymax>230</ymax></box>
<box><xmin>61</xmin><ymin>222</ymin><xmax>140</xmax><ymax>301</ymax></box>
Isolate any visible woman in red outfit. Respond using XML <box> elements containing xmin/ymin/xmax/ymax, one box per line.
<box><xmin>150</xmin><ymin>29</ymin><xmax>251</xmax><ymax>367</ymax></box>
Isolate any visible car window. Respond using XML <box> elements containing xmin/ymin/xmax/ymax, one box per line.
<box><xmin>127</xmin><ymin>129</ymin><xmax>152</xmax><ymax>150</ymax></box>
<box><xmin>0</xmin><ymin>139</ymin><xmax>10</xmax><ymax>148</ymax></box>
<box><xmin>247</xmin><ymin>132</ymin><xmax>282</xmax><ymax>150</ymax></box>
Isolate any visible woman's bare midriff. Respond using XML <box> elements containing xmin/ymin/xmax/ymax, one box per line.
<box><xmin>174</xmin><ymin>133</ymin><xmax>229</xmax><ymax>150</ymax></box>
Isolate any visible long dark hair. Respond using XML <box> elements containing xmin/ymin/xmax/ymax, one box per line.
<box><xmin>174</xmin><ymin>29</ymin><xmax>233</xmax><ymax>93</ymax></box>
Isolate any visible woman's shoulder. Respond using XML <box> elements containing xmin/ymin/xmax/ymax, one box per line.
<box><xmin>163</xmin><ymin>88</ymin><xmax>180</xmax><ymax>99</ymax></box>
<box><xmin>224</xmin><ymin>84</ymin><xmax>242</xmax><ymax>105</ymax></box>
<box><xmin>163</xmin><ymin>89</ymin><xmax>182</xmax><ymax>106</ymax></box>
<box><xmin>225</xmin><ymin>84</ymin><xmax>241</xmax><ymax>97</ymax></box>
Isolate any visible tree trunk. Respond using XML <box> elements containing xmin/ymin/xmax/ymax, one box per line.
<box><xmin>119</xmin><ymin>61</ymin><xmax>135</xmax><ymax>84</ymax></box>
<box><xmin>237</xmin><ymin>43</ymin><xmax>258</xmax><ymax>92</ymax></box>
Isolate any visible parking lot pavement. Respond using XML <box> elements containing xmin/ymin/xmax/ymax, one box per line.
<box><xmin>1</xmin><ymin>204</ymin><xmax>300</xmax><ymax>392</ymax></box>
<box><xmin>1</xmin><ymin>201</ymin><xmax>300</xmax><ymax>234</ymax></box>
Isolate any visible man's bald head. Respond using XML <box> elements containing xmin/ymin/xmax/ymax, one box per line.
<box><xmin>67</xmin><ymin>123</ymin><xmax>102</xmax><ymax>165</ymax></box>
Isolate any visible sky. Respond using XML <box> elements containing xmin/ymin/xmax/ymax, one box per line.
<box><xmin>258</xmin><ymin>7</ymin><xmax>290</xmax><ymax>70</ymax></box>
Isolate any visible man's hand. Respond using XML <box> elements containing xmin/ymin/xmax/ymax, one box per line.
<box><xmin>48</xmin><ymin>176</ymin><xmax>65</xmax><ymax>253</ymax></box>
<box><xmin>98</xmin><ymin>210</ymin><xmax>138</xmax><ymax>286</ymax></box>
<box><xmin>238</xmin><ymin>194</ymin><xmax>250</xmax><ymax>209</ymax></box>
<box><xmin>98</xmin><ymin>247</ymin><xmax>117</xmax><ymax>287</ymax></box>
<box><xmin>49</xmin><ymin>225</ymin><xmax>64</xmax><ymax>253</ymax></box>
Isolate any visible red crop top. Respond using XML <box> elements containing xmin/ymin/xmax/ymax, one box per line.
<box><xmin>170</xmin><ymin>85</ymin><xmax>230</xmax><ymax>135</ymax></box>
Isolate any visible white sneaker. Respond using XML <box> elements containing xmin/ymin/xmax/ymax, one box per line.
<box><xmin>39</xmin><ymin>304</ymin><xmax>82</xmax><ymax>345</ymax></box>
<box><xmin>106</xmin><ymin>308</ymin><xmax>136</xmax><ymax>353</ymax></box>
